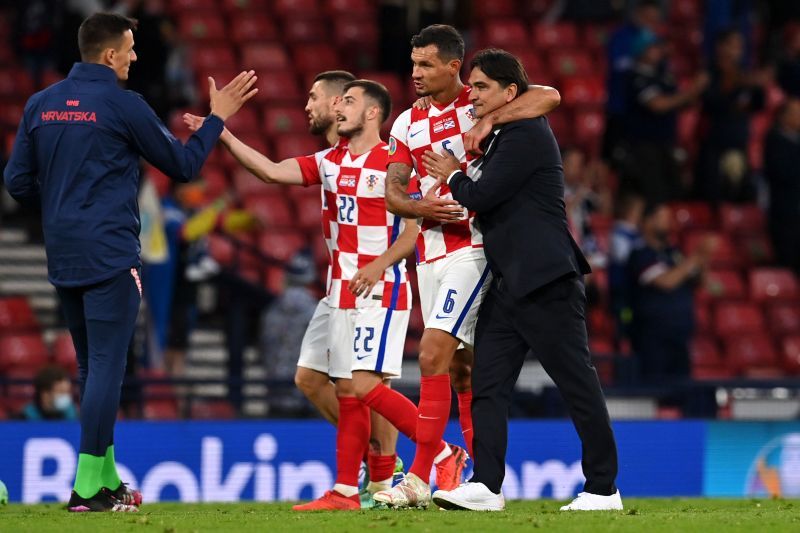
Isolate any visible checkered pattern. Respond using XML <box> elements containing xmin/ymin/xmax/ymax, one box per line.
<box><xmin>296</xmin><ymin>141</ymin><xmax>411</xmax><ymax>310</ymax></box>
<box><xmin>388</xmin><ymin>85</ymin><xmax>483</xmax><ymax>264</ymax></box>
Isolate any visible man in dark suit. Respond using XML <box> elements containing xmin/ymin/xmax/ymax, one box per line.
<box><xmin>422</xmin><ymin>49</ymin><xmax>621</xmax><ymax>512</ymax></box>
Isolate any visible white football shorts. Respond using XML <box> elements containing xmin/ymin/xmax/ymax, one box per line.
<box><xmin>296</xmin><ymin>297</ymin><xmax>330</xmax><ymax>373</ymax></box>
<box><xmin>417</xmin><ymin>247</ymin><xmax>491</xmax><ymax>348</ymax></box>
<box><xmin>328</xmin><ymin>307</ymin><xmax>410</xmax><ymax>380</ymax></box>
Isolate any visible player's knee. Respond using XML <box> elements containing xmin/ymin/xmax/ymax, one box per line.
<box><xmin>294</xmin><ymin>368</ymin><xmax>317</xmax><ymax>398</ymax></box>
<box><xmin>335</xmin><ymin>378</ymin><xmax>355</xmax><ymax>396</ymax></box>
<box><xmin>352</xmin><ymin>372</ymin><xmax>381</xmax><ymax>399</ymax></box>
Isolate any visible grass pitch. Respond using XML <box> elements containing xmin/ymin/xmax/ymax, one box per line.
<box><xmin>1</xmin><ymin>499</ymin><xmax>798</xmax><ymax>532</ymax></box>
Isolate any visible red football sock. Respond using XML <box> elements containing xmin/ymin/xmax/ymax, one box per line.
<box><xmin>409</xmin><ymin>374</ymin><xmax>451</xmax><ymax>482</ymax></box>
<box><xmin>335</xmin><ymin>397</ymin><xmax>370</xmax><ymax>488</ymax></box>
<box><xmin>362</xmin><ymin>383</ymin><xmax>418</xmax><ymax>440</ymax></box>
<box><xmin>368</xmin><ymin>453</ymin><xmax>396</xmax><ymax>484</ymax></box>
<box><xmin>457</xmin><ymin>390</ymin><xmax>474</xmax><ymax>458</ymax></box>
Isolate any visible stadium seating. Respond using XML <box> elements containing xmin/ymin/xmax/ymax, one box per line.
<box><xmin>291</xmin><ymin>44</ymin><xmax>341</xmax><ymax>76</ymax></box>
<box><xmin>229</xmin><ymin>15</ymin><xmax>279</xmax><ymax>44</ymax></box>
<box><xmin>0</xmin><ymin>296</ymin><xmax>39</xmax><ymax>333</ymax></box>
<box><xmin>2</xmin><ymin>369</ymin><xmax>37</xmax><ymax>415</ymax></box>
<box><xmin>780</xmin><ymin>335</ymin><xmax>800</xmax><ymax>374</ymax></box>
<box><xmin>560</xmin><ymin>76</ymin><xmax>605</xmax><ymax>107</ymax></box>
<box><xmin>719</xmin><ymin>204</ymin><xmax>766</xmax><ymax>235</ymax></box>
<box><xmin>240</xmin><ymin>43</ymin><xmax>291</xmax><ymax>70</ymax></box>
<box><xmin>690</xmin><ymin>336</ymin><xmax>732</xmax><ymax>379</ymax></box>
<box><xmin>283</xmin><ymin>17</ymin><xmax>327</xmax><ymax>44</ymax></box>
<box><xmin>532</xmin><ymin>22</ymin><xmax>578</xmax><ymax>49</ymax></box>
<box><xmin>274</xmin><ymin>0</ymin><xmax>320</xmax><ymax>16</ymax></box>
<box><xmin>263</xmin><ymin>107</ymin><xmax>310</xmax><ymax>136</ymax></box>
<box><xmin>683</xmin><ymin>231</ymin><xmax>741</xmax><ymax>269</ymax></box>
<box><xmin>257</xmin><ymin>230</ymin><xmax>307</xmax><ymax>262</ymax></box>
<box><xmin>244</xmin><ymin>195</ymin><xmax>295</xmax><ymax>228</ymax></box>
<box><xmin>294</xmin><ymin>195</ymin><xmax>324</xmax><ymax>231</ymax></box>
<box><xmin>178</xmin><ymin>13</ymin><xmax>227</xmax><ymax>42</ymax></box>
<box><xmin>766</xmin><ymin>303</ymin><xmax>800</xmax><ymax>335</ymax></box>
<box><xmin>714</xmin><ymin>302</ymin><xmax>765</xmax><ymax>336</ymax></box>
<box><xmin>189</xmin><ymin>399</ymin><xmax>236</xmax><ymax>419</ymax></box>
<box><xmin>548</xmin><ymin>50</ymin><xmax>594</xmax><ymax>79</ymax></box>
<box><xmin>52</xmin><ymin>331</ymin><xmax>78</xmax><ymax>377</ymax></box>
<box><xmin>0</xmin><ymin>333</ymin><xmax>49</xmax><ymax>373</ymax></box>
<box><xmin>749</xmin><ymin>268</ymin><xmax>799</xmax><ymax>302</ymax></box>
<box><xmin>670</xmin><ymin>202</ymin><xmax>715</xmax><ymax>231</ymax></box>
<box><xmin>483</xmin><ymin>20</ymin><xmax>529</xmax><ymax>48</ymax></box>
<box><xmin>724</xmin><ymin>335</ymin><xmax>781</xmax><ymax>377</ymax></box>
<box><xmin>697</xmin><ymin>270</ymin><xmax>747</xmax><ymax>302</ymax></box>
<box><xmin>251</xmin><ymin>70</ymin><xmax>303</xmax><ymax>105</ymax></box>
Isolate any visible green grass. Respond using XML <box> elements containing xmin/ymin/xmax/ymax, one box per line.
<box><xmin>1</xmin><ymin>499</ymin><xmax>799</xmax><ymax>532</ymax></box>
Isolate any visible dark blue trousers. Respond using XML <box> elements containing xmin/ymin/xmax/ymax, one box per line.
<box><xmin>56</xmin><ymin>268</ymin><xmax>141</xmax><ymax>456</ymax></box>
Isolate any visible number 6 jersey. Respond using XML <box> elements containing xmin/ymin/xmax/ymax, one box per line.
<box><xmin>295</xmin><ymin>140</ymin><xmax>411</xmax><ymax>310</ymax></box>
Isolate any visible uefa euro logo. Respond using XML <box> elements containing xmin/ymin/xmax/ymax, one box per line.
<box><xmin>746</xmin><ymin>433</ymin><xmax>800</xmax><ymax>497</ymax></box>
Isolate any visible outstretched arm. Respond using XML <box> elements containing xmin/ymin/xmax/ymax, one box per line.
<box><xmin>349</xmin><ymin>218</ymin><xmax>418</xmax><ymax>297</ymax></box>
<box><xmin>183</xmin><ymin>113</ymin><xmax>304</xmax><ymax>185</ymax></box>
<box><xmin>464</xmin><ymin>85</ymin><xmax>561</xmax><ymax>155</ymax></box>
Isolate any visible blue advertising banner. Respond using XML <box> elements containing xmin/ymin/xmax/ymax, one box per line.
<box><xmin>704</xmin><ymin>422</ymin><xmax>800</xmax><ymax>497</ymax></box>
<box><xmin>0</xmin><ymin>420</ymin><xmax>705</xmax><ymax>503</ymax></box>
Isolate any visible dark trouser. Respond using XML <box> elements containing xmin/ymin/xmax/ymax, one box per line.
<box><xmin>470</xmin><ymin>275</ymin><xmax>618</xmax><ymax>495</ymax></box>
<box><xmin>56</xmin><ymin>268</ymin><xmax>142</xmax><ymax>456</ymax></box>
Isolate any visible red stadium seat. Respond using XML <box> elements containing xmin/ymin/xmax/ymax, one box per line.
<box><xmin>208</xmin><ymin>234</ymin><xmax>236</xmax><ymax>266</ymax></box>
<box><xmin>723</xmin><ymin>335</ymin><xmax>781</xmax><ymax>377</ymax></box>
<box><xmin>220</xmin><ymin>106</ymin><xmax>261</xmax><ymax>135</ymax></box>
<box><xmin>178</xmin><ymin>13</ymin><xmax>227</xmax><ymax>42</ymax></box>
<box><xmin>169</xmin><ymin>0</ymin><xmax>218</xmax><ymax>12</ymax></box>
<box><xmin>199</xmin><ymin>164</ymin><xmax>230</xmax><ymax>198</ymax></box>
<box><xmin>532</xmin><ymin>22</ymin><xmax>578</xmax><ymax>49</ymax></box>
<box><xmin>283</xmin><ymin>16</ymin><xmax>327</xmax><ymax>44</ymax></box>
<box><xmin>695</xmin><ymin>302</ymin><xmax>711</xmax><ymax>333</ymax></box>
<box><xmin>333</xmin><ymin>17</ymin><xmax>379</xmax><ymax>53</ymax></box>
<box><xmin>483</xmin><ymin>19</ymin><xmax>529</xmax><ymax>48</ymax></box>
<box><xmin>506</xmin><ymin>49</ymin><xmax>545</xmax><ymax>81</ymax></box>
<box><xmin>780</xmin><ymin>335</ymin><xmax>800</xmax><ymax>374</ymax></box>
<box><xmin>669</xmin><ymin>202</ymin><xmax>715</xmax><ymax>231</ymax></box>
<box><xmin>229</xmin><ymin>15</ymin><xmax>279</xmax><ymax>43</ymax></box>
<box><xmin>190</xmin><ymin>44</ymin><xmax>237</xmax><ymax>72</ymax></box>
<box><xmin>275</xmin><ymin>0</ymin><xmax>320</xmax><ymax>15</ymax></box>
<box><xmin>750</xmin><ymin>268</ymin><xmax>800</xmax><ymax>302</ymax></box>
<box><xmin>670</xmin><ymin>0</ymin><xmax>701</xmax><ymax>22</ymax></box>
<box><xmin>737</xmin><ymin>233</ymin><xmax>774</xmax><ymax>266</ymax></box>
<box><xmin>220</xmin><ymin>134</ymin><xmax>269</xmax><ymax>171</ymax></box>
<box><xmin>766</xmin><ymin>303</ymin><xmax>800</xmax><ymax>335</ymax></box>
<box><xmin>719</xmin><ymin>204</ymin><xmax>766</xmax><ymax>235</ymax></box>
<box><xmin>358</xmin><ymin>71</ymin><xmax>406</xmax><ymax>104</ymax></box>
<box><xmin>143</xmin><ymin>400</ymin><xmax>179</xmax><ymax>420</ymax></box>
<box><xmin>310</xmin><ymin>232</ymin><xmax>329</xmax><ymax>266</ymax></box>
<box><xmin>292</xmin><ymin>44</ymin><xmax>340</xmax><ymax>75</ymax></box>
<box><xmin>582</xmin><ymin>24</ymin><xmax>612</xmax><ymax>50</ymax></box>
<box><xmin>548</xmin><ymin>50</ymin><xmax>594</xmax><ymax>78</ymax></box>
<box><xmin>0</xmin><ymin>68</ymin><xmax>34</xmax><ymax>97</ymax></box>
<box><xmin>545</xmin><ymin>110</ymin><xmax>574</xmax><ymax>147</ymax></box>
<box><xmin>294</xmin><ymin>195</ymin><xmax>324</xmax><ymax>231</ymax></box>
<box><xmin>190</xmin><ymin>400</ymin><xmax>237</xmax><ymax>419</ymax></box>
<box><xmin>52</xmin><ymin>331</ymin><xmax>78</xmax><ymax>376</ymax></box>
<box><xmin>258</xmin><ymin>231</ymin><xmax>307</xmax><ymax>262</ymax></box>
<box><xmin>245</xmin><ymin>195</ymin><xmax>295</xmax><ymax>228</ymax></box>
<box><xmin>232</xmin><ymin>168</ymin><xmax>274</xmax><ymax>197</ymax></box>
<box><xmin>588</xmin><ymin>308</ymin><xmax>614</xmax><ymax>338</ymax></box>
<box><xmin>714</xmin><ymin>302</ymin><xmax>765</xmax><ymax>336</ymax></box>
<box><xmin>683</xmin><ymin>231</ymin><xmax>741</xmax><ymax>269</ymax></box>
<box><xmin>220</xmin><ymin>0</ymin><xmax>271</xmax><ymax>13</ymax></box>
<box><xmin>273</xmin><ymin>134</ymin><xmax>324</xmax><ymax>161</ymax></box>
<box><xmin>560</xmin><ymin>76</ymin><xmax>605</xmax><ymax>107</ymax></box>
<box><xmin>475</xmin><ymin>0</ymin><xmax>517</xmax><ymax>18</ymax></box>
<box><xmin>690</xmin><ymin>336</ymin><xmax>730</xmax><ymax>379</ymax></box>
<box><xmin>573</xmin><ymin>110</ymin><xmax>605</xmax><ymax>154</ymax></box>
<box><xmin>0</xmin><ymin>296</ymin><xmax>39</xmax><ymax>333</ymax></box>
<box><xmin>697</xmin><ymin>270</ymin><xmax>747</xmax><ymax>302</ymax></box>
<box><xmin>240</xmin><ymin>43</ymin><xmax>291</xmax><ymax>70</ymax></box>
<box><xmin>263</xmin><ymin>107</ymin><xmax>311</xmax><ymax>136</ymax></box>
<box><xmin>325</xmin><ymin>0</ymin><xmax>373</xmax><ymax>14</ymax></box>
<box><xmin>251</xmin><ymin>70</ymin><xmax>303</xmax><ymax>105</ymax></box>
<box><xmin>0</xmin><ymin>333</ymin><xmax>49</xmax><ymax>372</ymax></box>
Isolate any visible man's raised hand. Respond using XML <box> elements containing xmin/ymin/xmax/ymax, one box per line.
<box><xmin>209</xmin><ymin>70</ymin><xmax>259</xmax><ymax>121</ymax></box>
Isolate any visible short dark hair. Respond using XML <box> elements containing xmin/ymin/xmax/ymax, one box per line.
<box><xmin>313</xmin><ymin>70</ymin><xmax>356</xmax><ymax>96</ymax></box>
<box><xmin>410</xmin><ymin>24</ymin><xmax>464</xmax><ymax>62</ymax></box>
<box><xmin>344</xmin><ymin>79</ymin><xmax>392</xmax><ymax>123</ymax></box>
<box><xmin>78</xmin><ymin>12</ymin><xmax>138</xmax><ymax>61</ymax></box>
<box><xmin>34</xmin><ymin>366</ymin><xmax>69</xmax><ymax>398</ymax></box>
<box><xmin>470</xmin><ymin>48</ymin><xmax>529</xmax><ymax>95</ymax></box>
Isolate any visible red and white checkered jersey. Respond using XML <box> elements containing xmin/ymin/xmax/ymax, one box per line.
<box><xmin>388</xmin><ymin>85</ymin><xmax>483</xmax><ymax>264</ymax></box>
<box><xmin>295</xmin><ymin>140</ymin><xmax>411</xmax><ymax>310</ymax></box>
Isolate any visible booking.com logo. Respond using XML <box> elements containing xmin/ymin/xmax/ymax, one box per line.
<box><xmin>19</xmin><ymin>434</ymin><xmax>584</xmax><ymax>503</ymax></box>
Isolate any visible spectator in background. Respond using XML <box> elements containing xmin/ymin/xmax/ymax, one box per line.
<box><xmin>260</xmin><ymin>249</ymin><xmax>318</xmax><ymax>416</ymax></box>
<box><xmin>21</xmin><ymin>366</ymin><xmax>78</xmax><ymax>421</ymax></box>
<box><xmin>608</xmin><ymin>191</ymin><xmax>645</xmax><ymax>349</ymax></box>
<box><xmin>695</xmin><ymin>29</ymin><xmax>766</xmax><ymax>205</ymax></box>
<box><xmin>563</xmin><ymin>146</ymin><xmax>611</xmax><ymax>269</ymax></box>
<box><xmin>777</xmin><ymin>25</ymin><xmax>800</xmax><ymax>98</ymax></box>
<box><xmin>620</xmin><ymin>30</ymin><xmax>708</xmax><ymax>203</ymax></box>
<box><xmin>764</xmin><ymin>98</ymin><xmax>800</xmax><ymax>274</ymax></box>
<box><xmin>603</xmin><ymin>0</ymin><xmax>663</xmax><ymax>167</ymax></box>
<box><xmin>628</xmin><ymin>203</ymin><xmax>713</xmax><ymax>384</ymax></box>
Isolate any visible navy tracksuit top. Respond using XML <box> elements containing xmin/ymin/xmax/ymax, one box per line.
<box><xmin>3</xmin><ymin>62</ymin><xmax>223</xmax><ymax>287</ymax></box>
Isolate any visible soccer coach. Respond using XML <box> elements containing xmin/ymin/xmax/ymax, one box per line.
<box><xmin>422</xmin><ymin>49</ymin><xmax>621</xmax><ymax>512</ymax></box>
<box><xmin>4</xmin><ymin>13</ymin><xmax>256</xmax><ymax>512</ymax></box>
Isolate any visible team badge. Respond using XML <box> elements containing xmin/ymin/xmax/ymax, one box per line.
<box><xmin>466</xmin><ymin>107</ymin><xmax>477</xmax><ymax>123</ymax></box>
<box><xmin>366</xmin><ymin>174</ymin><xmax>378</xmax><ymax>191</ymax></box>
<box><xmin>388</xmin><ymin>136</ymin><xmax>397</xmax><ymax>155</ymax></box>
